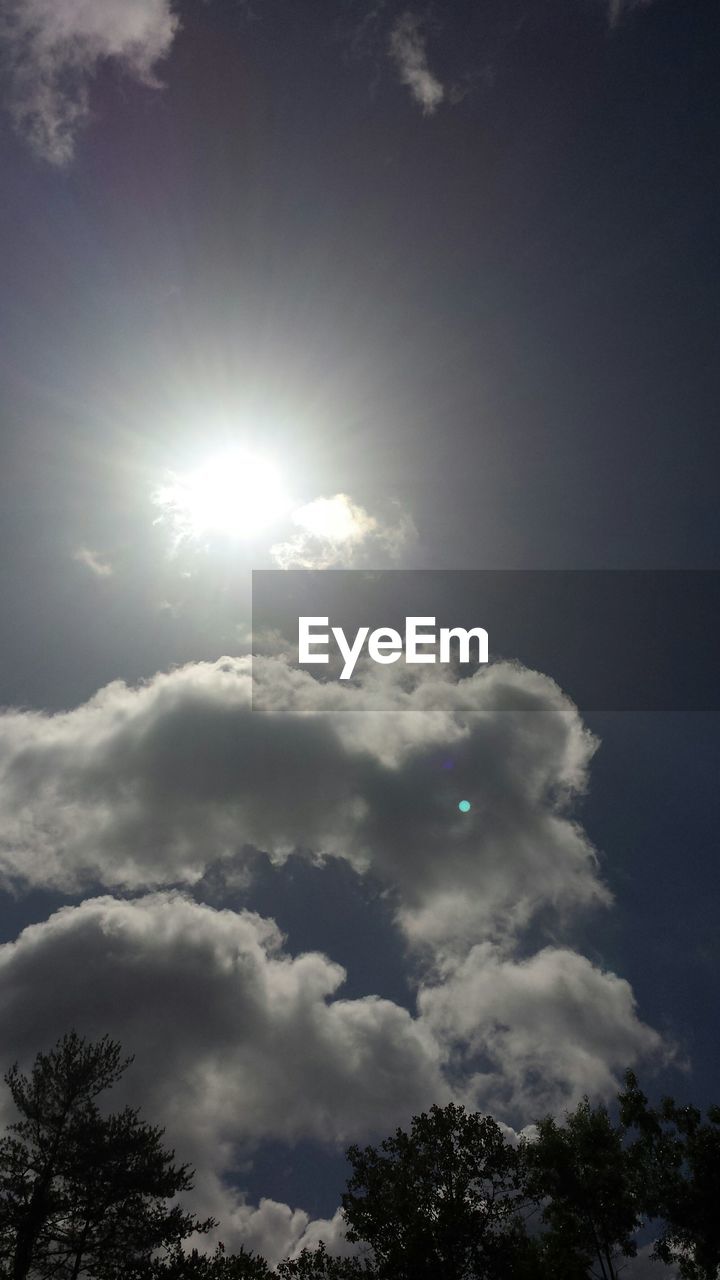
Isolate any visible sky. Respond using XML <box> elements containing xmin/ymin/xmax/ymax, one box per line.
<box><xmin>0</xmin><ymin>0</ymin><xmax>719</xmax><ymax>1271</ymax></box>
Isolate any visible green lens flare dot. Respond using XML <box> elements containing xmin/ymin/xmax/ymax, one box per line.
<box><xmin>458</xmin><ymin>800</ymin><xmax>472</xmax><ymax>813</ymax></box>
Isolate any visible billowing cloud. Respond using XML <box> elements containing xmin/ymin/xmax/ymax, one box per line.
<box><xmin>288</xmin><ymin>1210</ymin><xmax>358</xmax><ymax>1261</ymax></box>
<box><xmin>0</xmin><ymin>892</ymin><xmax>665</xmax><ymax>1260</ymax></box>
<box><xmin>0</xmin><ymin>893</ymin><xmax>444</xmax><ymax>1259</ymax></box>
<box><xmin>216</xmin><ymin>1198</ymin><xmax>330</xmax><ymax>1266</ymax></box>
<box><xmin>388</xmin><ymin>12</ymin><xmax>444</xmax><ymax>116</ymax></box>
<box><xmin>200</xmin><ymin>1194</ymin><xmax>363</xmax><ymax>1264</ymax></box>
<box><xmin>418</xmin><ymin>944</ymin><xmax>666</xmax><ymax>1121</ymax></box>
<box><xmin>0</xmin><ymin>652</ymin><xmax>667</xmax><ymax>1250</ymax></box>
<box><xmin>0</xmin><ymin>893</ymin><xmax>443</xmax><ymax>1146</ymax></box>
<box><xmin>270</xmin><ymin>494</ymin><xmax>416</xmax><ymax>570</ymax></box>
<box><xmin>0</xmin><ymin>0</ymin><xmax>179</xmax><ymax>165</ymax></box>
<box><xmin>0</xmin><ymin>656</ymin><xmax>607</xmax><ymax>953</ymax></box>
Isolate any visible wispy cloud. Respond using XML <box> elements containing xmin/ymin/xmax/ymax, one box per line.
<box><xmin>607</xmin><ymin>0</ymin><xmax>656</xmax><ymax>28</ymax></box>
<box><xmin>388</xmin><ymin>12</ymin><xmax>444</xmax><ymax>116</ymax></box>
<box><xmin>270</xmin><ymin>493</ymin><xmax>416</xmax><ymax>569</ymax></box>
<box><xmin>0</xmin><ymin>0</ymin><xmax>180</xmax><ymax>165</ymax></box>
<box><xmin>72</xmin><ymin>547</ymin><xmax>113</xmax><ymax>578</ymax></box>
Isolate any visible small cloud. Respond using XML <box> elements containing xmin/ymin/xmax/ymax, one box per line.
<box><xmin>0</xmin><ymin>0</ymin><xmax>180</xmax><ymax>165</ymax></box>
<box><xmin>294</xmin><ymin>493</ymin><xmax>378</xmax><ymax>543</ymax></box>
<box><xmin>388</xmin><ymin>12</ymin><xmax>444</xmax><ymax>116</ymax></box>
<box><xmin>607</xmin><ymin>0</ymin><xmax>655</xmax><ymax>27</ymax></box>
<box><xmin>270</xmin><ymin>493</ymin><xmax>416</xmax><ymax>569</ymax></box>
<box><xmin>73</xmin><ymin>547</ymin><xmax>113</xmax><ymax>578</ymax></box>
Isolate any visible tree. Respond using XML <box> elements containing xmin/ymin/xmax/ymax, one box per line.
<box><xmin>620</xmin><ymin>1071</ymin><xmax>720</xmax><ymax>1280</ymax></box>
<box><xmin>0</xmin><ymin>1031</ymin><xmax>211</xmax><ymax>1280</ymax></box>
<box><xmin>341</xmin><ymin>1102</ymin><xmax>532</xmax><ymax>1280</ymax></box>
<box><xmin>521</xmin><ymin>1097</ymin><xmax>640</xmax><ymax>1280</ymax></box>
<box><xmin>276</xmin><ymin>1243</ymin><xmax>376</xmax><ymax>1279</ymax></box>
<box><xmin>135</xmin><ymin>1242</ymin><xmax>272</xmax><ymax>1279</ymax></box>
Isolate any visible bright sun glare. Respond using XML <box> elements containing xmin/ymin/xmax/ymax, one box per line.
<box><xmin>155</xmin><ymin>451</ymin><xmax>290</xmax><ymax>541</ymax></box>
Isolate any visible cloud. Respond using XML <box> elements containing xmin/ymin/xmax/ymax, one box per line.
<box><xmin>150</xmin><ymin>470</ymin><xmax>415</xmax><ymax>570</ymax></box>
<box><xmin>0</xmin><ymin>892</ymin><xmax>665</xmax><ymax>1259</ymax></box>
<box><xmin>0</xmin><ymin>0</ymin><xmax>180</xmax><ymax>165</ymax></box>
<box><xmin>0</xmin><ymin>656</ymin><xmax>608</xmax><ymax>954</ymax></box>
<box><xmin>388</xmin><ymin>12</ymin><xmax>444</xmax><ymax>116</ymax></box>
<box><xmin>0</xmin><ymin>893</ymin><xmax>444</xmax><ymax>1259</ymax></box>
<box><xmin>270</xmin><ymin>494</ymin><xmax>416</xmax><ymax>569</ymax></box>
<box><xmin>288</xmin><ymin>1210</ymin><xmax>359</xmax><ymax>1261</ymax></box>
<box><xmin>0</xmin><ymin>893</ymin><xmax>443</xmax><ymax>1146</ymax></box>
<box><xmin>200</xmin><ymin>1194</ymin><xmax>365</xmax><ymax>1264</ymax></box>
<box><xmin>217</xmin><ymin>1198</ymin><xmax>328</xmax><ymax>1265</ymax></box>
<box><xmin>0</xmin><ymin>653</ymin><xmax>667</xmax><ymax>1223</ymax></box>
<box><xmin>72</xmin><ymin>547</ymin><xmax>113</xmax><ymax>578</ymax></box>
<box><xmin>607</xmin><ymin>0</ymin><xmax>656</xmax><ymax>27</ymax></box>
<box><xmin>418</xmin><ymin>944</ymin><xmax>666</xmax><ymax>1121</ymax></box>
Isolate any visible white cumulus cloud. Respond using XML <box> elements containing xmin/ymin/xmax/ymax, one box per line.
<box><xmin>0</xmin><ymin>655</ymin><xmax>608</xmax><ymax>956</ymax></box>
<box><xmin>0</xmin><ymin>892</ymin><xmax>667</xmax><ymax>1259</ymax></box>
<box><xmin>0</xmin><ymin>657</ymin><xmax>671</xmax><ymax>1253</ymax></box>
<box><xmin>0</xmin><ymin>893</ymin><xmax>444</xmax><ymax>1259</ymax></box>
<box><xmin>418</xmin><ymin>943</ymin><xmax>666</xmax><ymax>1120</ymax></box>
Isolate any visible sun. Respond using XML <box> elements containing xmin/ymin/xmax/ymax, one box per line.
<box><xmin>154</xmin><ymin>450</ymin><xmax>290</xmax><ymax>541</ymax></box>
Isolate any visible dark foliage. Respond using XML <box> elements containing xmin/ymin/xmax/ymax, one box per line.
<box><xmin>275</xmin><ymin>1242</ymin><xmax>376</xmax><ymax>1279</ymax></box>
<box><xmin>136</xmin><ymin>1242</ymin><xmax>273</xmax><ymax>1279</ymax></box>
<box><xmin>2</xmin><ymin>1036</ymin><xmax>720</xmax><ymax>1280</ymax></box>
<box><xmin>0</xmin><ymin>1032</ymin><xmax>211</xmax><ymax>1280</ymax></box>
<box><xmin>521</xmin><ymin>1097</ymin><xmax>640</xmax><ymax>1280</ymax></box>
<box><xmin>341</xmin><ymin>1102</ymin><xmax>534</xmax><ymax>1280</ymax></box>
<box><xmin>620</xmin><ymin>1071</ymin><xmax>720</xmax><ymax>1280</ymax></box>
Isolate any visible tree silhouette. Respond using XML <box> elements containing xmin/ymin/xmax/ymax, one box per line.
<box><xmin>341</xmin><ymin>1102</ymin><xmax>533</xmax><ymax>1280</ymax></box>
<box><xmin>275</xmin><ymin>1242</ymin><xmax>376</xmax><ymax>1278</ymax></box>
<box><xmin>0</xmin><ymin>1032</ymin><xmax>211</xmax><ymax>1280</ymax></box>
<box><xmin>4</xmin><ymin>1036</ymin><xmax>720</xmax><ymax>1280</ymax></box>
<box><xmin>620</xmin><ymin>1071</ymin><xmax>720</xmax><ymax>1280</ymax></box>
<box><xmin>520</xmin><ymin>1097</ymin><xmax>640</xmax><ymax>1280</ymax></box>
<box><xmin>135</xmin><ymin>1242</ymin><xmax>273</xmax><ymax>1279</ymax></box>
